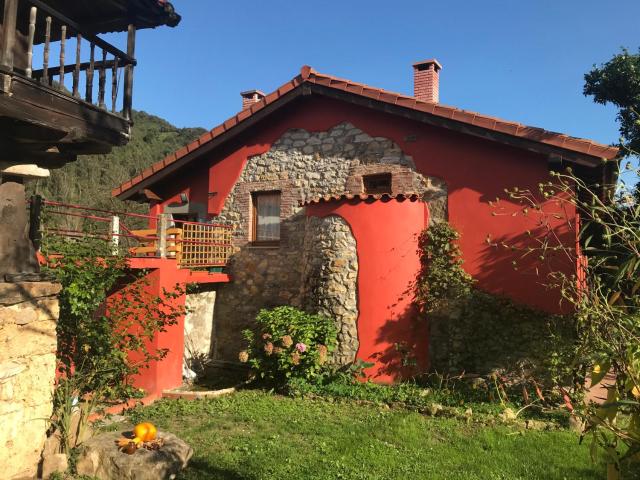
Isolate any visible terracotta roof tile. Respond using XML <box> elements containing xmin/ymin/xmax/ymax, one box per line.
<box><xmin>113</xmin><ymin>65</ymin><xmax>619</xmax><ymax>199</ymax></box>
<box><xmin>302</xmin><ymin>192</ymin><xmax>421</xmax><ymax>205</ymax></box>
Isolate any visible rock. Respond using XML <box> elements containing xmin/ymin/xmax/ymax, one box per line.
<box><xmin>500</xmin><ymin>407</ymin><xmax>517</xmax><ymax>423</ymax></box>
<box><xmin>524</xmin><ymin>419</ymin><xmax>551</xmax><ymax>431</ymax></box>
<box><xmin>568</xmin><ymin>413</ymin><xmax>585</xmax><ymax>433</ymax></box>
<box><xmin>42</xmin><ymin>431</ymin><xmax>62</xmax><ymax>457</ymax></box>
<box><xmin>0</xmin><ymin>361</ymin><xmax>26</xmax><ymax>382</ymax></box>
<box><xmin>75</xmin><ymin>431</ymin><xmax>193</xmax><ymax>480</ymax></box>
<box><xmin>41</xmin><ymin>453</ymin><xmax>68</xmax><ymax>479</ymax></box>
<box><xmin>423</xmin><ymin>403</ymin><xmax>443</xmax><ymax>417</ymax></box>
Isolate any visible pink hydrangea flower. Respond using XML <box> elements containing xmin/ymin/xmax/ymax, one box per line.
<box><xmin>295</xmin><ymin>342</ymin><xmax>307</xmax><ymax>353</ymax></box>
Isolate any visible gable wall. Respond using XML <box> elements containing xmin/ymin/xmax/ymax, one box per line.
<box><xmin>152</xmin><ymin>96</ymin><xmax>575</xmax><ymax>314</ymax></box>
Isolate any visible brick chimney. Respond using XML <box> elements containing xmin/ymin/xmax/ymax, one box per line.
<box><xmin>413</xmin><ymin>59</ymin><xmax>442</xmax><ymax>103</ymax></box>
<box><xmin>240</xmin><ymin>89</ymin><xmax>265</xmax><ymax>109</ymax></box>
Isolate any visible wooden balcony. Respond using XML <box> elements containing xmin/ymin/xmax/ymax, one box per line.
<box><xmin>31</xmin><ymin>198</ymin><xmax>235</xmax><ymax>271</ymax></box>
<box><xmin>0</xmin><ymin>0</ymin><xmax>150</xmax><ymax>169</ymax></box>
<box><xmin>130</xmin><ymin>217</ymin><xmax>235</xmax><ymax>270</ymax></box>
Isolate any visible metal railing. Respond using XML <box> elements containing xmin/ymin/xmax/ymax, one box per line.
<box><xmin>30</xmin><ymin>197</ymin><xmax>234</xmax><ymax>270</ymax></box>
<box><xmin>0</xmin><ymin>0</ymin><xmax>136</xmax><ymax>119</ymax></box>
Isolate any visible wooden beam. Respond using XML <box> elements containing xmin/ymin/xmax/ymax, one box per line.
<box><xmin>0</xmin><ymin>148</ymin><xmax>76</xmax><ymax>168</ymax></box>
<box><xmin>0</xmin><ymin>74</ymin><xmax>130</xmax><ymax>147</ymax></box>
<box><xmin>143</xmin><ymin>189</ymin><xmax>162</xmax><ymax>202</ymax></box>
<box><xmin>27</xmin><ymin>0</ymin><xmax>136</xmax><ymax>65</ymax></box>
<box><xmin>123</xmin><ymin>24</ymin><xmax>136</xmax><ymax>121</ymax></box>
<box><xmin>33</xmin><ymin>58</ymin><xmax>120</xmax><ymax>79</ymax></box>
<box><xmin>0</xmin><ymin>0</ymin><xmax>19</xmax><ymax>70</ymax></box>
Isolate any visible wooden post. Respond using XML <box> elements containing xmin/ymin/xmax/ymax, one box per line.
<box><xmin>58</xmin><ymin>25</ymin><xmax>66</xmax><ymax>90</ymax></box>
<box><xmin>42</xmin><ymin>16</ymin><xmax>51</xmax><ymax>84</ymax></box>
<box><xmin>29</xmin><ymin>195</ymin><xmax>43</xmax><ymax>251</ymax></box>
<box><xmin>157</xmin><ymin>213</ymin><xmax>169</xmax><ymax>258</ymax></box>
<box><xmin>111</xmin><ymin>56</ymin><xmax>118</xmax><ymax>113</ymax></box>
<box><xmin>0</xmin><ymin>0</ymin><xmax>19</xmax><ymax>70</ymax></box>
<box><xmin>110</xmin><ymin>215</ymin><xmax>120</xmax><ymax>255</ymax></box>
<box><xmin>122</xmin><ymin>24</ymin><xmax>136</xmax><ymax>121</ymax></box>
<box><xmin>98</xmin><ymin>49</ymin><xmax>106</xmax><ymax>108</ymax></box>
<box><xmin>26</xmin><ymin>6</ymin><xmax>37</xmax><ymax>78</ymax></box>
<box><xmin>85</xmin><ymin>42</ymin><xmax>95</xmax><ymax>102</ymax></box>
<box><xmin>72</xmin><ymin>33</ymin><xmax>81</xmax><ymax>97</ymax></box>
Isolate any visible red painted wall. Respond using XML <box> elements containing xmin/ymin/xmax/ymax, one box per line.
<box><xmin>138</xmin><ymin>95</ymin><xmax>579</xmax><ymax>385</ymax></box>
<box><xmin>109</xmin><ymin>262</ymin><xmax>187</xmax><ymax>396</ymax></box>
<box><xmin>152</xmin><ymin>96</ymin><xmax>576</xmax><ymax>313</ymax></box>
<box><xmin>307</xmin><ymin>198</ymin><xmax>429</xmax><ymax>383</ymax></box>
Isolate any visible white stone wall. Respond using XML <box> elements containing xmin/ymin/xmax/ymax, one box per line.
<box><xmin>184</xmin><ymin>289</ymin><xmax>216</xmax><ymax>372</ymax></box>
<box><xmin>0</xmin><ymin>281</ymin><xmax>60</xmax><ymax>479</ymax></box>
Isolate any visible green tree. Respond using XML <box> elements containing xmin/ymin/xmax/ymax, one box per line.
<box><xmin>584</xmin><ymin>48</ymin><xmax>640</xmax><ymax>157</ymax></box>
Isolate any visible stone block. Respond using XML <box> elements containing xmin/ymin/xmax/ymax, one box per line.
<box><xmin>42</xmin><ymin>453</ymin><xmax>68</xmax><ymax>479</ymax></box>
<box><xmin>76</xmin><ymin>431</ymin><xmax>193</xmax><ymax>480</ymax></box>
<box><xmin>0</xmin><ymin>282</ymin><xmax>60</xmax><ymax>306</ymax></box>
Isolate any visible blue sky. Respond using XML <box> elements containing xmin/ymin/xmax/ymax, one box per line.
<box><xmin>121</xmin><ymin>0</ymin><xmax>639</xmax><ymax>182</ymax></box>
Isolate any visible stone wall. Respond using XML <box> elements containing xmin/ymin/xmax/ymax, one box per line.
<box><xmin>0</xmin><ymin>281</ymin><xmax>60</xmax><ymax>479</ymax></box>
<box><xmin>211</xmin><ymin>122</ymin><xmax>446</xmax><ymax>363</ymax></box>
<box><xmin>184</xmin><ymin>289</ymin><xmax>216</xmax><ymax>372</ymax></box>
<box><xmin>300</xmin><ymin>216</ymin><xmax>359</xmax><ymax>365</ymax></box>
<box><xmin>428</xmin><ymin>290</ymin><xmax>573</xmax><ymax>378</ymax></box>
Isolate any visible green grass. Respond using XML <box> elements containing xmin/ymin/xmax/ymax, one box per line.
<box><xmin>121</xmin><ymin>390</ymin><xmax>603</xmax><ymax>480</ymax></box>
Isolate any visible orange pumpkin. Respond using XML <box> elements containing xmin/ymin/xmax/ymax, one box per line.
<box><xmin>133</xmin><ymin>422</ymin><xmax>157</xmax><ymax>442</ymax></box>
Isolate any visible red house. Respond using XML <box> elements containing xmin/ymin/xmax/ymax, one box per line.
<box><xmin>113</xmin><ymin>60</ymin><xmax>618</xmax><ymax>385</ymax></box>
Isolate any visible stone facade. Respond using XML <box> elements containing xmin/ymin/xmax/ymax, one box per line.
<box><xmin>211</xmin><ymin>122</ymin><xmax>446</xmax><ymax>363</ymax></box>
<box><xmin>300</xmin><ymin>216</ymin><xmax>359</xmax><ymax>364</ymax></box>
<box><xmin>0</xmin><ymin>281</ymin><xmax>60</xmax><ymax>479</ymax></box>
<box><xmin>184</xmin><ymin>289</ymin><xmax>216</xmax><ymax>372</ymax></box>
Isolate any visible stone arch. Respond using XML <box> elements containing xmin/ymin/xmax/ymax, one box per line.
<box><xmin>300</xmin><ymin>214</ymin><xmax>359</xmax><ymax>366</ymax></box>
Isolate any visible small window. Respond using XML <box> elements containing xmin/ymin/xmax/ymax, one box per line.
<box><xmin>252</xmin><ymin>191</ymin><xmax>281</xmax><ymax>243</ymax></box>
<box><xmin>363</xmin><ymin>173</ymin><xmax>392</xmax><ymax>194</ymax></box>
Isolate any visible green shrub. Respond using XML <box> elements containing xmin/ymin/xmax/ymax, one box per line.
<box><xmin>241</xmin><ymin>306</ymin><xmax>337</xmax><ymax>388</ymax></box>
<box><xmin>43</xmin><ymin>235</ymin><xmax>185</xmax><ymax>401</ymax></box>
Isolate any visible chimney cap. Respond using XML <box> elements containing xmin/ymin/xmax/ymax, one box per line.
<box><xmin>412</xmin><ymin>58</ymin><xmax>442</xmax><ymax>71</ymax></box>
<box><xmin>240</xmin><ymin>89</ymin><xmax>266</xmax><ymax>98</ymax></box>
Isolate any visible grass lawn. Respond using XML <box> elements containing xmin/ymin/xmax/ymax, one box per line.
<box><xmin>120</xmin><ymin>390</ymin><xmax>603</xmax><ymax>480</ymax></box>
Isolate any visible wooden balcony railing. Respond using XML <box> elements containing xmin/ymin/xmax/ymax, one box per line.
<box><xmin>130</xmin><ymin>216</ymin><xmax>235</xmax><ymax>269</ymax></box>
<box><xmin>0</xmin><ymin>0</ymin><xmax>136</xmax><ymax>120</ymax></box>
<box><xmin>29</xmin><ymin>198</ymin><xmax>235</xmax><ymax>271</ymax></box>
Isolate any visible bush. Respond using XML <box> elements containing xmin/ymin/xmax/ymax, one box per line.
<box><xmin>43</xmin><ymin>235</ymin><xmax>185</xmax><ymax>401</ymax></box>
<box><xmin>240</xmin><ymin>306</ymin><xmax>337</xmax><ymax>388</ymax></box>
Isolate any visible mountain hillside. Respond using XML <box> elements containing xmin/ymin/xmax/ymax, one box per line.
<box><xmin>29</xmin><ymin>111</ymin><xmax>206</xmax><ymax>214</ymax></box>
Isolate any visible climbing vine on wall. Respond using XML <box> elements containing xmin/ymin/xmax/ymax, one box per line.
<box><xmin>42</xmin><ymin>235</ymin><xmax>185</xmax><ymax>401</ymax></box>
<box><xmin>415</xmin><ymin>222</ymin><xmax>473</xmax><ymax>315</ymax></box>
<box><xmin>415</xmin><ymin>221</ymin><xmax>575</xmax><ymax>386</ymax></box>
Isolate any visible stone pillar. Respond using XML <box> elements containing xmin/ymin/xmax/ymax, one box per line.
<box><xmin>0</xmin><ymin>163</ymin><xmax>50</xmax><ymax>277</ymax></box>
<box><xmin>0</xmin><ymin>181</ymin><xmax>39</xmax><ymax>276</ymax></box>
<box><xmin>0</xmin><ymin>280</ymin><xmax>60</xmax><ymax>479</ymax></box>
<box><xmin>301</xmin><ymin>215</ymin><xmax>359</xmax><ymax>365</ymax></box>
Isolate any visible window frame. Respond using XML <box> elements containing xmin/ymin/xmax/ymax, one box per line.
<box><xmin>251</xmin><ymin>190</ymin><xmax>282</xmax><ymax>246</ymax></box>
